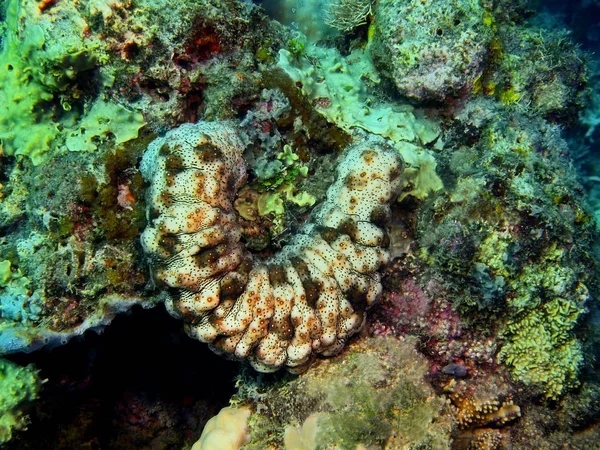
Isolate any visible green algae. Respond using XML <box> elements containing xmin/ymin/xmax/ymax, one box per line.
<box><xmin>0</xmin><ymin>0</ymin><xmax>97</xmax><ymax>164</ymax></box>
<box><xmin>0</xmin><ymin>0</ymin><xmax>145</xmax><ymax>165</ymax></box>
<box><xmin>0</xmin><ymin>358</ymin><xmax>40</xmax><ymax>444</ymax></box>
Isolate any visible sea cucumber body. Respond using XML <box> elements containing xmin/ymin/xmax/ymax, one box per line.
<box><xmin>141</xmin><ymin>122</ymin><xmax>404</xmax><ymax>372</ymax></box>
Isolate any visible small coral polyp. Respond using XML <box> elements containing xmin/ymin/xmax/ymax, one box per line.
<box><xmin>141</xmin><ymin>122</ymin><xmax>404</xmax><ymax>372</ymax></box>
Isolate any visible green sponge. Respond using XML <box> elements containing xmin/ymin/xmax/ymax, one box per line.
<box><xmin>65</xmin><ymin>99</ymin><xmax>146</xmax><ymax>153</ymax></box>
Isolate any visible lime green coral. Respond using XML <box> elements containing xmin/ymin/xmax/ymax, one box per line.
<box><xmin>0</xmin><ymin>259</ymin><xmax>30</xmax><ymax>292</ymax></box>
<box><xmin>473</xmin><ymin>230</ymin><xmax>588</xmax><ymax>400</ymax></box>
<box><xmin>475</xmin><ymin>229</ymin><xmax>511</xmax><ymax>277</ymax></box>
<box><xmin>0</xmin><ymin>0</ymin><xmax>98</xmax><ymax>164</ymax></box>
<box><xmin>0</xmin><ymin>358</ymin><xmax>41</xmax><ymax>444</ymax></box>
<box><xmin>257</xmin><ymin>192</ymin><xmax>285</xmax><ymax>217</ymax></box>
<box><xmin>499</xmin><ymin>247</ymin><xmax>588</xmax><ymax>400</ymax></box>
<box><xmin>0</xmin><ymin>260</ymin><xmax>13</xmax><ymax>286</ymax></box>
<box><xmin>257</xmin><ymin>183</ymin><xmax>316</xmax><ymax>217</ymax></box>
<box><xmin>499</xmin><ymin>303</ymin><xmax>584</xmax><ymax>400</ymax></box>
<box><xmin>277</xmin><ymin>144</ymin><xmax>301</xmax><ymax>167</ymax></box>
<box><xmin>0</xmin><ymin>0</ymin><xmax>144</xmax><ymax>164</ymax></box>
<box><xmin>256</xmin><ymin>183</ymin><xmax>316</xmax><ymax>236</ymax></box>
<box><xmin>256</xmin><ymin>144</ymin><xmax>309</xmax><ymax>191</ymax></box>
<box><xmin>65</xmin><ymin>99</ymin><xmax>146</xmax><ymax>153</ymax></box>
<box><xmin>254</xmin><ymin>144</ymin><xmax>315</xmax><ymax>235</ymax></box>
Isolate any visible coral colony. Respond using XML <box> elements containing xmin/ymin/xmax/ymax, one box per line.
<box><xmin>0</xmin><ymin>0</ymin><xmax>600</xmax><ymax>448</ymax></box>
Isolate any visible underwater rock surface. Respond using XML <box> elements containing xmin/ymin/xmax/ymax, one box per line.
<box><xmin>0</xmin><ymin>0</ymin><xmax>599</xmax><ymax>448</ymax></box>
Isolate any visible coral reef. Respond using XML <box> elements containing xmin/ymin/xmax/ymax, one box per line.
<box><xmin>0</xmin><ymin>0</ymin><xmax>145</xmax><ymax>165</ymax></box>
<box><xmin>98</xmin><ymin>0</ymin><xmax>284</xmax><ymax>129</ymax></box>
<box><xmin>498</xmin><ymin>261</ymin><xmax>588</xmax><ymax>399</ymax></box>
<box><xmin>485</xmin><ymin>24</ymin><xmax>588</xmax><ymax>122</ymax></box>
<box><xmin>141</xmin><ymin>121</ymin><xmax>404</xmax><ymax>372</ymax></box>
<box><xmin>0</xmin><ymin>0</ymin><xmax>599</xmax><ymax>447</ymax></box>
<box><xmin>0</xmin><ymin>140</ymin><xmax>154</xmax><ymax>354</ymax></box>
<box><xmin>419</xmin><ymin>104</ymin><xmax>596</xmax><ymax>400</ymax></box>
<box><xmin>0</xmin><ymin>0</ymin><xmax>285</xmax><ymax>355</ymax></box>
<box><xmin>277</xmin><ymin>44</ymin><xmax>443</xmax><ymax>201</ymax></box>
<box><xmin>0</xmin><ymin>0</ymin><xmax>285</xmax><ymax>162</ymax></box>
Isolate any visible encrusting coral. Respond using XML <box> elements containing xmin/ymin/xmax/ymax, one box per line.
<box><xmin>2</xmin><ymin>0</ymin><xmax>600</xmax><ymax>446</ymax></box>
<box><xmin>141</xmin><ymin>121</ymin><xmax>404</xmax><ymax>372</ymax></box>
<box><xmin>0</xmin><ymin>358</ymin><xmax>41</xmax><ymax>444</ymax></box>
<box><xmin>191</xmin><ymin>406</ymin><xmax>251</xmax><ymax>450</ymax></box>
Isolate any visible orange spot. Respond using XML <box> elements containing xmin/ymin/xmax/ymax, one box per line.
<box><xmin>117</xmin><ymin>183</ymin><xmax>136</xmax><ymax>210</ymax></box>
<box><xmin>38</xmin><ymin>0</ymin><xmax>57</xmax><ymax>12</ymax></box>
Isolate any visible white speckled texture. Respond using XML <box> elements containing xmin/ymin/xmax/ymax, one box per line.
<box><xmin>141</xmin><ymin>121</ymin><xmax>404</xmax><ymax>372</ymax></box>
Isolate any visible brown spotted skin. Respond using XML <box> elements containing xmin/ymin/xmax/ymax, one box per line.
<box><xmin>140</xmin><ymin>122</ymin><xmax>404</xmax><ymax>372</ymax></box>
